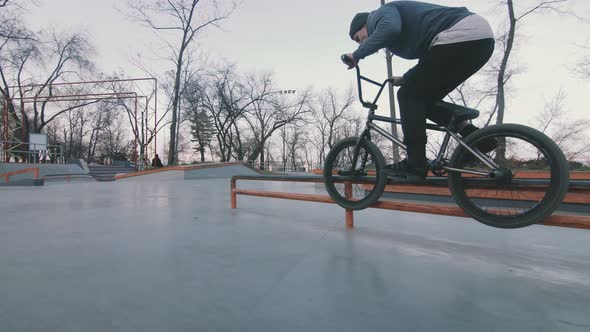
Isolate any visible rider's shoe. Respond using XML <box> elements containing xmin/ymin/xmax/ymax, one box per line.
<box><xmin>476</xmin><ymin>138</ymin><xmax>498</xmax><ymax>154</ymax></box>
<box><xmin>459</xmin><ymin>124</ymin><xmax>498</xmax><ymax>163</ymax></box>
<box><xmin>383</xmin><ymin>158</ymin><xmax>427</xmax><ymax>181</ymax></box>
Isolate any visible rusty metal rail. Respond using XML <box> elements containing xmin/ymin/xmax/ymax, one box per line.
<box><xmin>230</xmin><ymin>175</ymin><xmax>590</xmax><ymax>230</ymax></box>
<box><xmin>0</xmin><ymin>167</ymin><xmax>40</xmax><ymax>183</ymax></box>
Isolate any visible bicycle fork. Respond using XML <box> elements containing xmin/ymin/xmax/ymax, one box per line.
<box><xmin>346</xmin><ymin>129</ymin><xmax>372</xmax><ymax>176</ymax></box>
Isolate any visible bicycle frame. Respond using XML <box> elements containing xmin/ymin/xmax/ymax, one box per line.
<box><xmin>350</xmin><ymin>65</ymin><xmax>499</xmax><ymax>177</ymax></box>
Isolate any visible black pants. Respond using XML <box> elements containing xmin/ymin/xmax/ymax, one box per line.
<box><xmin>396</xmin><ymin>38</ymin><xmax>495</xmax><ymax>169</ymax></box>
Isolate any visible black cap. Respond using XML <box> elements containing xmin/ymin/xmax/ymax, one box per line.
<box><xmin>349</xmin><ymin>12</ymin><xmax>369</xmax><ymax>39</ymax></box>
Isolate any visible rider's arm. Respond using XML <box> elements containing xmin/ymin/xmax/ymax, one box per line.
<box><xmin>352</xmin><ymin>7</ymin><xmax>402</xmax><ymax>61</ymax></box>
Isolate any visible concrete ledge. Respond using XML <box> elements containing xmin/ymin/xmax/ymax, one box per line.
<box><xmin>0</xmin><ymin>163</ymin><xmax>87</xmax><ymax>181</ymax></box>
<box><xmin>115</xmin><ymin>162</ymin><xmax>261</xmax><ymax>180</ymax></box>
<box><xmin>0</xmin><ymin>179</ymin><xmax>44</xmax><ymax>187</ymax></box>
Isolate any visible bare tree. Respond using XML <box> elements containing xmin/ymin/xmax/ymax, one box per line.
<box><xmin>214</xmin><ymin>67</ymin><xmax>259</xmax><ymax>161</ymax></box>
<box><xmin>124</xmin><ymin>59</ymin><xmax>177</xmax><ymax>160</ymax></box>
<box><xmin>444</xmin><ymin>1</ymin><xmax>568</xmax><ymax>129</ymax></box>
<box><xmin>0</xmin><ymin>26</ymin><xmax>95</xmax><ymax>163</ymax></box>
<box><xmin>277</xmin><ymin>125</ymin><xmax>306</xmax><ymax>171</ymax></box>
<box><xmin>197</xmin><ymin>65</ymin><xmax>252</xmax><ymax>162</ymax></box>
<box><xmin>99</xmin><ymin>76</ymin><xmax>161</xmax><ymax>163</ymax></box>
<box><xmin>128</xmin><ymin>0</ymin><xmax>235</xmax><ymax>165</ymax></box>
<box><xmin>533</xmin><ymin>88</ymin><xmax>590</xmax><ymax>162</ymax></box>
<box><xmin>0</xmin><ymin>5</ymin><xmax>34</xmax><ymax>152</ymax></box>
<box><xmin>0</xmin><ymin>0</ymin><xmax>36</xmax><ymax>10</ymax></box>
<box><xmin>100</xmin><ymin>108</ymin><xmax>129</xmax><ymax>159</ymax></box>
<box><xmin>571</xmin><ymin>43</ymin><xmax>590</xmax><ymax>79</ymax></box>
<box><xmin>243</xmin><ymin>73</ymin><xmax>310</xmax><ymax>170</ymax></box>
<box><xmin>491</xmin><ymin>0</ymin><xmax>567</xmax><ymax>125</ymax></box>
<box><xmin>63</xmin><ymin>107</ymin><xmax>90</xmax><ymax>161</ymax></box>
<box><xmin>184</xmin><ymin>80</ymin><xmax>215</xmax><ymax>162</ymax></box>
<box><xmin>308</xmin><ymin>88</ymin><xmax>354</xmax><ymax>166</ymax></box>
<box><xmin>301</xmin><ymin>139</ymin><xmax>315</xmax><ymax>172</ymax></box>
<box><xmin>189</xmin><ymin>109</ymin><xmax>215</xmax><ymax>162</ymax></box>
<box><xmin>33</xmin><ymin>33</ymin><xmax>93</xmax><ymax>127</ymax></box>
<box><xmin>86</xmin><ymin>105</ymin><xmax>106</xmax><ymax>163</ymax></box>
<box><xmin>284</xmin><ymin>124</ymin><xmax>307</xmax><ymax>171</ymax></box>
<box><xmin>0</xmin><ymin>4</ymin><xmax>35</xmax><ymax>42</ymax></box>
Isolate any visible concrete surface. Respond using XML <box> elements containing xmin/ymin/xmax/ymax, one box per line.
<box><xmin>0</xmin><ymin>173</ymin><xmax>589</xmax><ymax>331</ymax></box>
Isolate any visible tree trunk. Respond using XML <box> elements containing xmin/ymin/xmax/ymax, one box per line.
<box><xmin>216</xmin><ymin>133</ymin><xmax>226</xmax><ymax>162</ymax></box>
<box><xmin>247</xmin><ymin>145</ymin><xmax>260</xmax><ymax>166</ymax></box>
<box><xmin>496</xmin><ymin>0</ymin><xmax>516</xmax><ymax>126</ymax></box>
<box><xmin>494</xmin><ymin>0</ymin><xmax>517</xmax><ymax>161</ymax></box>
<box><xmin>259</xmin><ymin>143</ymin><xmax>265</xmax><ymax>170</ymax></box>
<box><xmin>168</xmin><ymin>46</ymin><xmax>186</xmax><ymax>165</ymax></box>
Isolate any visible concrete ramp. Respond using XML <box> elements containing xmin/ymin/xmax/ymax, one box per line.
<box><xmin>121</xmin><ymin>169</ymin><xmax>184</xmax><ymax>181</ymax></box>
<box><xmin>116</xmin><ymin>162</ymin><xmax>260</xmax><ymax>182</ymax></box>
<box><xmin>184</xmin><ymin>163</ymin><xmax>259</xmax><ymax>180</ymax></box>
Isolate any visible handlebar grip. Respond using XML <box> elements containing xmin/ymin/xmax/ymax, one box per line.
<box><xmin>341</xmin><ymin>54</ymin><xmax>354</xmax><ymax>66</ymax></box>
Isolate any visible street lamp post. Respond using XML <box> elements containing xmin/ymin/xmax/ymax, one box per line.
<box><xmin>381</xmin><ymin>0</ymin><xmax>401</xmax><ymax>163</ymax></box>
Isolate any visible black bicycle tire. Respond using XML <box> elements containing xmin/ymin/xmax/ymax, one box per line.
<box><xmin>323</xmin><ymin>137</ymin><xmax>387</xmax><ymax>210</ymax></box>
<box><xmin>448</xmin><ymin>124</ymin><xmax>569</xmax><ymax>228</ymax></box>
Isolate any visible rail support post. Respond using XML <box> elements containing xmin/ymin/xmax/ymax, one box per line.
<box><xmin>344</xmin><ymin>181</ymin><xmax>354</xmax><ymax>229</ymax></box>
<box><xmin>231</xmin><ymin>178</ymin><xmax>237</xmax><ymax>209</ymax></box>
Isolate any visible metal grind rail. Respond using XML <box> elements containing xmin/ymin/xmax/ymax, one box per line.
<box><xmin>230</xmin><ymin>175</ymin><xmax>590</xmax><ymax>230</ymax></box>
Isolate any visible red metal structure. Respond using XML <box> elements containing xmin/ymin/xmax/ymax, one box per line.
<box><xmin>2</xmin><ymin>78</ymin><xmax>158</xmax><ymax>169</ymax></box>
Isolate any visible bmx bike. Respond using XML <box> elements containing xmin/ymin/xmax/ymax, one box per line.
<box><xmin>323</xmin><ymin>55</ymin><xmax>569</xmax><ymax>229</ymax></box>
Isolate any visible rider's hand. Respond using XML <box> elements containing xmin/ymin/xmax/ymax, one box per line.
<box><xmin>343</xmin><ymin>53</ymin><xmax>358</xmax><ymax>69</ymax></box>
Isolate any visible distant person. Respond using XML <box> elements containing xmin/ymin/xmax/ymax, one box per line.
<box><xmin>152</xmin><ymin>154</ymin><xmax>164</xmax><ymax>168</ymax></box>
<box><xmin>346</xmin><ymin>1</ymin><xmax>495</xmax><ymax>180</ymax></box>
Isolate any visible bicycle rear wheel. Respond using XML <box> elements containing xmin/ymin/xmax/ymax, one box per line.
<box><xmin>323</xmin><ymin>137</ymin><xmax>386</xmax><ymax>210</ymax></box>
<box><xmin>448</xmin><ymin>124</ymin><xmax>569</xmax><ymax>228</ymax></box>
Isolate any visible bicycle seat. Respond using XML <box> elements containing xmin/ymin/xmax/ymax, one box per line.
<box><xmin>435</xmin><ymin>101</ymin><xmax>479</xmax><ymax>123</ymax></box>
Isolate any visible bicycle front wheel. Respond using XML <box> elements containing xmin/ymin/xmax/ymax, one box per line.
<box><xmin>448</xmin><ymin>124</ymin><xmax>569</xmax><ymax>228</ymax></box>
<box><xmin>323</xmin><ymin>137</ymin><xmax>386</xmax><ymax>210</ymax></box>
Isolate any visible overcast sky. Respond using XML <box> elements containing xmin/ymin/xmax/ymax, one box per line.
<box><xmin>23</xmin><ymin>0</ymin><xmax>590</xmax><ymax>154</ymax></box>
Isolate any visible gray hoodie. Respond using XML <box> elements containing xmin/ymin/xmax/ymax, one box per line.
<box><xmin>353</xmin><ymin>1</ymin><xmax>473</xmax><ymax>61</ymax></box>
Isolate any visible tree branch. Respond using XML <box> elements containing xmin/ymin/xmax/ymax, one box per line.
<box><xmin>40</xmin><ymin>100</ymin><xmax>101</xmax><ymax>131</ymax></box>
<box><xmin>515</xmin><ymin>0</ymin><xmax>567</xmax><ymax>21</ymax></box>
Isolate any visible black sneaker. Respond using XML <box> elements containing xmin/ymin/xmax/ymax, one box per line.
<box><xmin>463</xmin><ymin>138</ymin><xmax>498</xmax><ymax>164</ymax></box>
<box><xmin>384</xmin><ymin>159</ymin><xmax>427</xmax><ymax>181</ymax></box>
<box><xmin>458</xmin><ymin>125</ymin><xmax>498</xmax><ymax>163</ymax></box>
<box><xmin>477</xmin><ymin>137</ymin><xmax>497</xmax><ymax>154</ymax></box>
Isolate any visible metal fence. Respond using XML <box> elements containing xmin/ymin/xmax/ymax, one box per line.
<box><xmin>0</xmin><ymin>140</ymin><xmax>64</xmax><ymax>164</ymax></box>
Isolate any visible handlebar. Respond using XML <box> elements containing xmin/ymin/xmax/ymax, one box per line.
<box><xmin>341</xmin><ymin>54</ymin><xmax>395</xmax><ymax>110</ymax></box>
<box><xmin>340</xmin><ymin>54</ymin><xmax>355</xmax><ymax>67</ymax></box>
